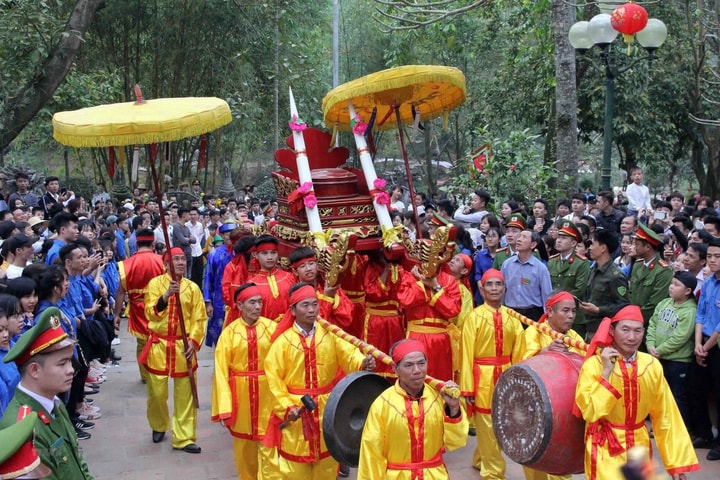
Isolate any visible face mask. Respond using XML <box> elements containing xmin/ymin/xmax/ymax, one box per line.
<box><xmin>695</xmin><ymin>220</ymin><xmax>705</xmax><ymax>231</ymax></box>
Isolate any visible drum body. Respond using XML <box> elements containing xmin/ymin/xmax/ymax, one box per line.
<box><xmin>491</xmin><ymin>352</ymin><xmax>585</xmax><ymax>475</ymax></box>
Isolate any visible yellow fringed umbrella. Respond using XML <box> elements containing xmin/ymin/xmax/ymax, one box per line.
<box><xmin>52</xmin><ymin>96</ymin><xmax>231</xmax><ymax>147</ymax></box>
<box><xmin>322</xmin><ymin>65</ymin><xmax>466</xmax><ymax>131</ymax></box>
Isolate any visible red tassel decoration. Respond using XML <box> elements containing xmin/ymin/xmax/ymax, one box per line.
<box><xmin>198</xmin><ymin>134</ymin><xmax>207</xmax><ymax>170</ymax></box>
<box><xmin>108</xmin><ymin>146</ymin><xmax>116</xmax><ymax>178</ymax></box>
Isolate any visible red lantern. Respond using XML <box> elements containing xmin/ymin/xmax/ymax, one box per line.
<box><xmin>611</xmin><ymin>2</ymin><xmax>648</xmax><ymax>44</ymax></box>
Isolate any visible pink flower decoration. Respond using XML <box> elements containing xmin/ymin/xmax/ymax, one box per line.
<box><xmin>373</xmin><ymin>178</ymin><xmax>387</xmax><ymax>190</ymax></box>
<box><xmin>351</xmin><ymin>114</ymin><xmax>368</xmax><ymax>135</ymax></box>
<box><xmin>509</xmin><ymin>164</ymin><xmax>516</xmax><ymax>172</ymax></box>
<box><xmin>298</xmin><ymin>181</ymin><xmax>313</xmax><ymax>194</ymax></box>
<box><xmin>304</xmin><ymin>194</ymin><xmax>317</xmax><ymax>209</ymax></box>
<box><xmin>289</xmin><ymin>114</ymin><xmax>307</xmax><ymax>131</ymax></box>
<box><xmin>375</xmin><ymin>191</ymin><xmax>390</xmax><ymax>206</ymax></box>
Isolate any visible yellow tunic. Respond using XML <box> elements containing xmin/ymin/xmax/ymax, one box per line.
<box><xmin>357</xmin><ymin>382</ymin><xmax>468</xmax><ymax>480</ymax></box>
<box><xmin>211</xmin><ymin>315</ymin><xmax>276</xmax><ymax>439</ymax></box>
<box><xmin>459</xmin><ymin>304</ymin><xmax>523</xmax><ymax>410</ymax></box>
<box><xmin>142</xmin><ymin>274</ymin><xmax>207</xmax><ymax>377</ymax></box>
<box><xmin>575</xmin><ymin>352</ymin><xmax>699</xmax><ymax>480</ymax></box>
<box><xmin>264</xmin><ymin>320</ymin><xmax>366</xmax><ymax>463</ymax></box>
<box><xmin>513</xmin><ymin>325</ymin><xmax>585</xmax><ymax>362</ymax></box>
<box><xmin>459</xmin><ymin>303</ymin><xmax>523</xmax><ymax>479</ymax></box>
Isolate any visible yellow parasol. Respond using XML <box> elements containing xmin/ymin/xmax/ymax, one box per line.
<box><xmin>322</xmin><ymin>65</ymin><xmax>466</xmax><ymax>239</ymax></box>
<box><xmin>51</xmin><ymin>87</ymin><xmax>232</xmax><ymax>409</ymax></box>
<box><xmin>322</xmin><ymin>65</ymin><xmax>465</xmax><ymax>131</ymax></box>
<box><xmin>52</xmin><ymin>96</ymin><xmax>231</xmax><ymax>147</ymax></box>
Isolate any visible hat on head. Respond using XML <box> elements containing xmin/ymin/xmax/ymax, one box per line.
<box><xmin>212</xmin><ymin>235</ymin><xmax>224</xmax><ymax>246</ymax></box>
<box><xmin>218</xmin><ymin>220</ymin><xmax>237</xmax><ymax>234</ymax></box>
<box><xmin>674</xmin><ymin>271</ymin><xmax>697</xmax><ymax>292</ymax></box>
<box><xmin>506</xmin><ymin>214</ymin><xmax>526</xmax><ymax>230</ymax></box>
<box><xmin>585</xmin><ymin>305</ymin><xmax>644</xmax><ymax>359</ymax></box>
<box><xmin>391</xmin><ymin>339</ymin><xmax>427</xmax><ymax>365</ymax></box>
<box><xmin>0</xmin><ymin>412</ymin><xmax>52</xmax><ymax>479</ymax></box>
<box><xmin>537</xmin><ymin>291</ymin><xmax>575</xmax><ymax>324</ymax></box>
<box><xmin>122</xmin><ymin>202</ymin><xmax>134</xmax><ymax>211</ymax></box>
<box><xmin>163</xmin><ymin>247</ymin><xmax>185</xmax><ymax>262</ymax></box>
<box><xmin>6</xmin><ymin>234</ymin><xmax>33</xmax><ymax>252</ymax></box>
<box><xmin>105</xmin><ymin>215</ymin><xmax>118</xmax><ymax>226</ymax></box>
<box><xmin>4</xmin><ymin>307</ymin><xmax>75</xmax><ymax>366</ymax></box>
<box><xmin>634</xmin><ymin>223</ymin><xmax>662</xmax><ymax>248</ymax></box>
<box><xmin>430</xmin><ymin>212</ymin><xmax>450</xmax><ymax>227</ymax></box>
<box><xmin>558</xmin><ymin>220</ymin><xmax>582</xmax><ymax>243</ymax></box>
<box><xmin>27</xmin><ymin>217</ymin><xmax>48</xmax><ymax>230</ymax></box>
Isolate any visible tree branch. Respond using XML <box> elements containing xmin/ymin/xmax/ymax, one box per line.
<box><xmin>0</xmin><ymin>0</ymin><xmax>106</xmax><ymax>152</ymax></box>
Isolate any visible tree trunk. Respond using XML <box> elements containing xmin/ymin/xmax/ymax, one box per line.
<box><xmin>552</xmin><ymin>0</ymin><xmax>579</xmax><ymax>193</ymax></box>
<box><xmin>0</xmin><ymin>0</ymin><xmax>106</xmax><ymax>154</ymax></box>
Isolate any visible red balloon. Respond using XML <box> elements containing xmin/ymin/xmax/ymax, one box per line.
<box><xmin>611</xmin><ymin>2</ymin><xmax>648</xmax><ymax>36</ymax></box>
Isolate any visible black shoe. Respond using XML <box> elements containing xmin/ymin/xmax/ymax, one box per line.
<box><xmin>707</xmin><ymin>448</ymin><xmax>720</xmax><ymax>461</ymax></box>
<box><xmin>152</xmin><ymin>431</ymin><xmax>166</xmax><ymax>443</ymax></box>
<box><xmin>111</xmin><ymin>350</ymin><xmax>122</xmax><ymax>361</ymax></box>
<box><xmin>73</xmin><ymin>419</ymin><xmax>95</xmax><ymax>430</ymax></box>
<box><xmin>692</xmin><ymin>436</ymin><xmax>713</xmax><ymax>449</ymax></box>
<box><xmin>338</xmin><ymin>464</ymin><xmax>350</xmax><ymax>478</ymax></box>
<box><xmin>75</xmin><ymin>428</ymin><xmax>92</xmax><ymax>440</ymax></box>
<box><xmin>175</xmin><ymin>443</ymin><xmax>201</xmax><ymax>454</ymax></box>
<box><xmin>468</xmin><ymin>427</ymin><xmax>476</xmax><ymax>437</ymax></box>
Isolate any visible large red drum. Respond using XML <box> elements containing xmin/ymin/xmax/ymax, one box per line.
<box><xmin>491</xmin><ymin>352</ymin><xmax>585</xmax><ymax>475</ymax></box>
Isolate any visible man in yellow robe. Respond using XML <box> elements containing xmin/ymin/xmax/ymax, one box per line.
<box><xmin>264</xmin><ymin>283</ymin><xmax>375</xmax><ymax>479</ymax></box>
<box><xmin>142</xmin><ymin>247</ymin><xmax>207</xmax><ymax>453</ymax></box>
<box><xmin>575</xmin><ymin>305</ymin><xmax>699</xmax><ymax>480</ymax></box>
<box><xmin>459</xmin><ymin>268</ymin><xmax>524</xmax><ymax>478</ymax></box>
<box><xmin>212</xmin><ymin>283</ymin><xmax>278</xmax><ymax>479</ymax></box>
<box><xmin>513</xmin><ymin>290</ymin><xmax>585</xmax><ymax>480</ymax></box>
<box><xmin>357</xmin><ymin>339</ymin><xmax>468</xmax><ymax>480</ymax></box>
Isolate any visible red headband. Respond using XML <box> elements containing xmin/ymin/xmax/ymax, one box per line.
<box><xmin>457</xmin><ymin>254</ymin><xmax>472</xmax><ymax>271</ymax></box>
<box><xmin>481</xmin><ymin>268</ymin><xmax>504</xmax><ymax>285</ymax></box>
<box><xmin>235</xmin><ymin>285</ymin><xmax>262</xmax><ymax>303</ymax></box>
<box><xmin>164</xmin><ymin>247</ymin><xmax>185</xmax><ymax>261</ymax></box>
<box><xmin>136</xmin><ymin>234</ymin><xmax>155</xmax><ymax>242</ymax></box>
<box><xmin>585</xmin><ymin>305</ymin><xmax>644</xmax><ymax>358</ymax></box>
<box><xmin>391</xmin><ymin>339</ymin><xmax>427</xmax><ymax>365</ymax></box>
<box><xmin>291</xmin><ymin>256</ymin><xmax>316</xmax><ymax>269</ymax></box>
<box><xmin>289</xmin><ymin>285</ymin><xmax>317</xmax><ymax>306</ymax></box>
<box><xmin>537</xmin><ymin>291</ymin><xmax>575</xmax><ymax>324</ymax></box>
<box><xmin>255</xmin><ymin>242</ymin><xmax>278</xmax><ymax>252</ymax></box>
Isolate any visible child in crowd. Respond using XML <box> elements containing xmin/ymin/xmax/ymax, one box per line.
<box><xmin>645</xmin><ymin>270</ymin><xmax>697</xmax><ymax>428</ymax></box>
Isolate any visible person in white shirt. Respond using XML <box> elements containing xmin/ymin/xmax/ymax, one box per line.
<box><xmin>5</xmin><ymin>234</ymin><xmax>34</xmax><ymax>279</ymax></box>
<box><xmin>453</xmin><ymin>189</ymin><xmax>491</xmax><ymax>227</ymax></box>
<box><xmin>389</xmin><ymin>185</ymin><xmax>406</xmax><ymax>212</ymax></box>
<box><xmin>185</xmin><ymin>206</ymin><xmax>206</xmax><ymax>287</ymax></box>
<box><xmin>625</xmin><ymin>167</ymin><xmax>652</xmax><ymax>216</ymax></box>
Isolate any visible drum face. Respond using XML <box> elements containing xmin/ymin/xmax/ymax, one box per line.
<box><xmin>492</xmin><ymin>352</ymin><xmax>586</xmax><ymax>475</ymax></box>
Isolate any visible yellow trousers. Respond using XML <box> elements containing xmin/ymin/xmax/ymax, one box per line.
<box><xmin>522</xmin><ymin>466</ymin><xmax>571</xmax><ymax>480</ymax></box>
<box><xmin>277</xmin><ymin>454</ymin><xmax>337</xmax><ymax>480</ymax></box>
<box><xmin>232</xmin><ymin>438</ymin><xmax>281</xmax><ymax>480</ymax></box>
<box><xmin>136</xmin><ymin>336</ymin><xmax>149</xmax><ymax>383</ymax></box>
<box><xmin>474</xmin><ymin>412</ymin><xmax>506</xmax><ymax>480</ymax></box>
<box><xmin>146</xmin><ymin>373</ymin><xmax>196</xmax><ymax>449</ymax></box>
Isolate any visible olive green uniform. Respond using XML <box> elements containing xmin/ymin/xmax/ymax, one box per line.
<box><xmin>0</xmin><ymin>390</ymin><xmax>93</xmax><ymax>480</ymax></box>
<box><xmin>492</xmin><ymin>247</ymin><xmax>515</xmax><ymax>270</ymax></box>
<box><xmin>629</xmin><ymin>254</ymin><xmax>673</xmax><ymax>325</ymax></box>
<box><xmin>548</xmin><ymin>252</ymin><xmax>590</xmax><ymax>330</ymax></box>
<box><xmin>584</xmin><ymin>259</ymin><xmax>630</xmax><ymax>341</ymax></box>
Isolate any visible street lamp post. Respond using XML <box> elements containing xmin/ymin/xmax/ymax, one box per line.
<box><xmin>569</xmin><ymin>3</ymin><xmax>667</xmax><ymax>191</ymax></box>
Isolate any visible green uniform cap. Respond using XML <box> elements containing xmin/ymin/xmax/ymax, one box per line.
<box><xmin>3</xmin><ymin>307</ymin><xmax>74</xmax><ymax>366</ymax></box>
<box><xmin>0</xmin><ymin>412</ymin><xmax>52</xmax><ymax>479</ymax></box>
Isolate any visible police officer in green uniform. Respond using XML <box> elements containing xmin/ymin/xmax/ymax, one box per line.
<box><xmin>548</xmin><ymin>220</ymin><xmax>590</xmax><ymax>332</ymax></box>
<box><xmin>0</xmin><ymin>308</ymin><xmax>93</xmax><ymax>480</ymax></box>
<box><xmin>629</xmin><ymin>223</ymin><xmax>673</xmax><ymax>327</ymax></box>
<box><xmin>492</xmin><ymin>214</ymin><xmax>526</xmax><ymax>270</ymax></box>
<box><xmin>0</xmin><ymin>412</ymin><xmax>52</xmax><ymax>479</ymax></box>
<box><xmin>578</xmin><ymin>229</ymin><xmax>630</xmax><ymax>341</ymax></box>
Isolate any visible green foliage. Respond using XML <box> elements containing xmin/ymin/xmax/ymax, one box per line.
<box><xmin>448</xmin><ymin>127</ymin><xmax>558</xmax><ymax>204</ymax></box>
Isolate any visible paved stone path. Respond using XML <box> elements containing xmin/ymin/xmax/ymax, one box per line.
<box><xmin>81</xmin><ymin>328</ymin><xmax>720</xmax><ymax>479</ymax></box>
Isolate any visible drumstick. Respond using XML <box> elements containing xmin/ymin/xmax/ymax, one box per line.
<box><xmin>316</xmin><ymin>318</ymin><xmax>461</xmax><ymax>398</ymax></box>
<box><xmin>505</xmin><ymin>309</ymin><xmax>588</xmax><ymax>352</ymax></box>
